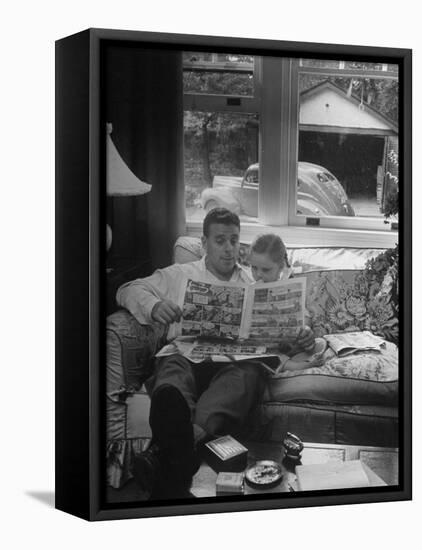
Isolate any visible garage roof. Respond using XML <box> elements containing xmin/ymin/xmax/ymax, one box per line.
<box><xmin>300</xmin><ymin>81</ymin><xmax>398</xmax><ymax>135</ymax></box>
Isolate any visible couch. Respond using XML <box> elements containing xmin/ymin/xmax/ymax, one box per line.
<box><xmin>106</xmin><ymin>236</ymin><xmax>399</xmax><ymax>489</ymax></box>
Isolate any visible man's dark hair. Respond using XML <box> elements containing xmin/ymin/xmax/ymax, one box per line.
<box><xmin>203</xmin><ymin>208</ymin><xmax>240</xmax><ymax>237</ymax></box>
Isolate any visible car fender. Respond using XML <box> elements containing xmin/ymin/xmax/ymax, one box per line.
<box><xmin>200</xmin><ymin>186</ymin><xmax>242</xmax><ymax>212</ymax></box>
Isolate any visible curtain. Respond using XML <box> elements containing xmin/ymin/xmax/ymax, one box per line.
<box><xmin>105</xmin><ymin>43</ymin><xmax>185</xmax><ymax>270</ymax></box>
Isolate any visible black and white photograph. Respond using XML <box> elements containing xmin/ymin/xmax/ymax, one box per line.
<box><xmin>78</xmin><ymin>31</ymin><xmax>412</xmax><ymax>518</ymax></box>
<box><xmin>4</xmin><ymin>0</ymin><xmax>422</xmax><ymax>546</ymax></box>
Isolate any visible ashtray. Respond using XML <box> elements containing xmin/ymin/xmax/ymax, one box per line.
<box><xmin>245</xmin><ymin>460</ymin><xmax>283</xmax><ymax>489</ymax></box>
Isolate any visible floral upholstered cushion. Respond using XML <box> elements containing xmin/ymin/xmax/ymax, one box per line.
<box><xmin>302</xmin><ymin>270</ymin><xmax>398</xmax><ymax>343</ymax></box>
<box><xmin>267</xmin><ymin>341</ymin><xmax>398</xmax><ymax>406</ymax></box>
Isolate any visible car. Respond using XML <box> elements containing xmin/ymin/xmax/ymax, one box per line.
<box><xmin>200</xmin><ymin>162</ymin><xmax>355</xmax><ymax>218</ymax></box>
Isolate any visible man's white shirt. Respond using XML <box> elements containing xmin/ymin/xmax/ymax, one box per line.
<box><xmin>116</xmin><ymin>256</ymin><xmax>252</xmax><ymax>341</ymax></box>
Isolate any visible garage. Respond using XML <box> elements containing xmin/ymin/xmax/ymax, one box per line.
<box><xmin>298</xmin><ymin>81</ymin><xmax>398</xmax><ymax>217</ymax></box>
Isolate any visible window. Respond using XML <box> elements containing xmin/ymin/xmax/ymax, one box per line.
<box><xmin>184</xmin><ymin>110</ymin><xmax>260</xmax><ymax>223</ymax></box>
<box><xmin>292</xmin><ymin>59</ymin><xmax>399</xmax><ymax>229</ymax></box>
<box><xmin>183</xmin><ymin>52</ymin><xmax>255</xmax><ymax>96</ymax></box>
<box><xmin>183</xmin><ymin>52</ymin><xmax>399</xmax><ymax>245</ymax></box>
<box><xmin>183</xmin><ymin>53</ymin><xmax>260</xmax><ymax>225</ymax></box>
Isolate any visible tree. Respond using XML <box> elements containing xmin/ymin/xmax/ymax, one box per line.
<box><xmin>184</xmin><ymin>55</ymin><xmax>399</xmax><ymax>207</ymax></box>
<box><xmin>183</xmin><ymin>57</ymin><xmax>257</xmax><ymax>196</ymax></box>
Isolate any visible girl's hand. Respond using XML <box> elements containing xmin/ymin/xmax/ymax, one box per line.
<box><xmin>283</xmin><ymin>352</ymin><xmax>324</xmax><ymax>372</ymax></box>
<box><xmin>296</xmin><ymin>325</ymin><xmax>315</xmax><ymax>350</ymax></box>
<box><xmin>308</xmin><ymin>352</ymin><xmax>324</xmax><ymax>368</ymax></box>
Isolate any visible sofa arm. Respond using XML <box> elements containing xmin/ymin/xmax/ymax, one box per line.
<box><xmin>173</xmin><ymin>236</ymin><xmax>203</xmax><ymax>264</ymax></box>
<box><xmin>106</xmin><ymin>309</ymin><xmax>167</xmax><ymax>396</ymax></box>
<box><xmin>106</xmin><ymin>310</ymin><xmax>165</xmax><ymax>489</ymax></box>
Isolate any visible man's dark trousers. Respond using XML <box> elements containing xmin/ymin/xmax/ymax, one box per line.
<box><xmin>147</xmin><ymin>354</ymin><xmax>266</xmax><ymax>441</ymax></box>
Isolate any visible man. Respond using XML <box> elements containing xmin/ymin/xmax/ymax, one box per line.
<box><xmin>117</xmin><ymin>208</ymin><xmax>315</xmax><ymax>497</ymax></box>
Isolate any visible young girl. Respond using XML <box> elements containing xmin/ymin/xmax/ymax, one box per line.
<box><xmin>248</xmin><ymin>233</ymin><xmax>326</xmax><ymax>372</ymax></box>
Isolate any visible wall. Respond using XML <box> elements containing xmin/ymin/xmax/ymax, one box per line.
<box><xmin>300</xmin><ymin>87</ymin><xmax>394</xmax><ymax>130</ymax></box>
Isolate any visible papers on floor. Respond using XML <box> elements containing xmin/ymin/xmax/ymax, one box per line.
<box><xmin>295</xmin><ymin>459</ymin><xmax>384</xmax><ymax>491</ymax></box>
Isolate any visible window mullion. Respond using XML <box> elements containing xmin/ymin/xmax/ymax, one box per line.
<box><xmin>259</xmin><ymin>57</ymin><xmax>292</xmax><ymax>225</ymax></box>
<box><xmin>298</xmin><ymin>66</ymin><xmax>398</xmax><ymax>79</ymax></box>
<box><xmin>183</xmin><ymin>93</ymin><xmax>259</xmax><ymax>113</ymax></box>
<box><xmin>288</xmin><ymin>59</ymin><xmax>300</xmax><ymax>225</ymax></box>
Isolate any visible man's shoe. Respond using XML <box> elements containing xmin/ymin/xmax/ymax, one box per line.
<box><xmin>149</xmin><ymin>384</ymin><xmax>199</xmax><ymax>488</ymax></box>
<box><xmin>132</xmin><ymin>385</ymin><xmax>200</xmax><ymax>497</ymax></box>
<box><xmin>132</xmin><ymin>443</ymin><xmax>163</xmax><ymax>496</ymax></box>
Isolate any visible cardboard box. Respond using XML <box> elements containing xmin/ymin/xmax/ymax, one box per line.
<box><xmin>216</xmin><ymin>472</ymin><xmax>245</xmax><ymax>495</ymax></box>
<box><xmin>203</xmin><ymin>435</ymin><xmax>248</xmax><ymax>473</ymax></box>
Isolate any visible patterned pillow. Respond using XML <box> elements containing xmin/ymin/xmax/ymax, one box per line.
<box><xmin>301</xmin><ymin>270</ymin><xmax>398</xmax><ymax>343</ymax></box>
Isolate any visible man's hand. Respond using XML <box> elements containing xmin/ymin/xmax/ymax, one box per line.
<box><xmin>151</xmin><ymin>299</ymin><xmax>182</xmax><ymax>325</ymax></box>
<box><xmin>296</xmin><ymin>325</ymin><xmax>315</xmax><ymax>351</ymax></box>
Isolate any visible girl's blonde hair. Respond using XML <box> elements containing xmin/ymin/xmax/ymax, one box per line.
<box><xmin>250</xmin><ymin>233</ymin><xmax>290</xmax><ymax>268</ymax></box>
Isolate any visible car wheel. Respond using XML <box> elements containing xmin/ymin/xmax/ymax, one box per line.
<box><xmin>204</xmin><ymin>200</ymin><xmax>219</xmax><ymax>213</ymax></box>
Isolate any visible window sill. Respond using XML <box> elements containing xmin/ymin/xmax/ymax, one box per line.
<box><xmin>186</xmin><ymin>221</ymin><xmax>398</xmax><ymax>249</ymax></box>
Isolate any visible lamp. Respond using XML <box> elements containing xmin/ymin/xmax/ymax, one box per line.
<box><xmin>106</xmin><ymin>122</ymin><xmax>151</xmax><ymax>251</ymax></box>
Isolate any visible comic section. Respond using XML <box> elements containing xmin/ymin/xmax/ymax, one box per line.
<box><xmin>181</xmin><ymin>279</ymin><xmax>246</xmax><ymax>340</ymax></box>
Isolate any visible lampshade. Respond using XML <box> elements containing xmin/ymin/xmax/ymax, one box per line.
<box><xmin>106</xmin><ymin>123</ymin><xmax>152</xmax><ymax>196</ymax></box>
<box><xmin>106</xmin><ymin>123</ymin><xmax>151</xmax><ymax>252</ymax></box>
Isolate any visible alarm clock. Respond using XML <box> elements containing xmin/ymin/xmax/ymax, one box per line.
<box><xmin>283</xmin><ymin>432</ymin><xmax>304</xmax><ymax>460</ymax></box>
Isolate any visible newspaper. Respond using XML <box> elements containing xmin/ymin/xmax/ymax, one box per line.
<box><xmin>156</xmin><ymin>277</ymin><xmax>306</xmax><ymax>364</ymax></box>
<box><xmin>323</xmin><ymin>330</ymin><xmax>385</xmax><ymax>357</ymax></box>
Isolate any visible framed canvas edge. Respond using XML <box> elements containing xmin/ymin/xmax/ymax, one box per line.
<box><xmin>56</xmin><ymin>29</ymin><xmax>92</xmax><ymax>521</ymax></box>
<box><xmin>92</xmin><ymin>488</ymin><xmax>411</xmax><ymax>522</ymax></box>
<box><xmin>56</xmin><ymin>28</ymin><xmax>412</xmax><ymax>522</ymax></box>
<box><xmin>399</xmin><ymin>45</ymin><xmax>412</xmax><ymax>505</ymax></box>
<box><xmin>89</xmin><ymin>27</ymin><xmax>412</xmax><ymax>59</ymax></box>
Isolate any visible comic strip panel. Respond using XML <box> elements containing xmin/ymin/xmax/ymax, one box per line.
<box><xmin>181</xmin><ymin>280</ymin><xmax>246</xmax><ymax>338</ymax></box>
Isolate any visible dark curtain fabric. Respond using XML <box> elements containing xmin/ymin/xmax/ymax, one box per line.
<box><xmin>105</xmin><ymin>44</ymin><xmax>185</xmax><ymax>270</ymax></box>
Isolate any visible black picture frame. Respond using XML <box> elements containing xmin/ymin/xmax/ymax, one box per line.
<box><xmin>55</xmin><ymin>28</ymin><xmax>412</xmax><ymax>521</ymax></box>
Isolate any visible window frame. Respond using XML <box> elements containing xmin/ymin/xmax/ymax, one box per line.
<box><xmin>183</xmin><ymin>54</ymin><xmax>261</xmax><ymax>113</ymax></box>
<box><xmin>183</xmin><ymin>52</ymin><xmax>399</xmax><ymax>248</ymax></box>
<box><xmin>288</xmin><ymin>60</ymin><xmax>399</xmax><ymax>231</ymax></box>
